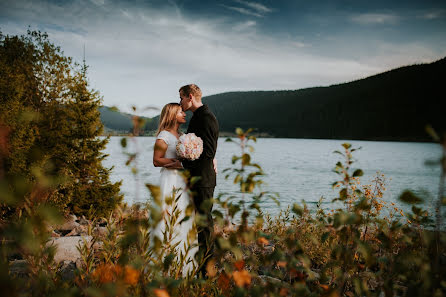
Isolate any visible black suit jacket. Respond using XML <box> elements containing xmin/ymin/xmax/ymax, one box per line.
<box><xmin>182</xmin><ymin>105</ymin><xmax>219</xmax><ymax>188</ymax></box>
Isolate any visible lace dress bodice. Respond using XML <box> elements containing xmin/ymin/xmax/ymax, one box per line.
<box><xmin>156</xmin><ymin>130</ymin><xmax>178</xmax><ymax>159</ymax></box>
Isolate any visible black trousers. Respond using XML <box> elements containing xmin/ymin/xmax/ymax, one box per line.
<box><xmin>192</xmin><ymin>187</ymin><xmax>214</xmax><ymax>277</ymax></box>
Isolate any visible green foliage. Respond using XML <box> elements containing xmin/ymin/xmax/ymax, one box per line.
<box><xmin>0</xmin><ymin>30</ymin><xmax>122</xmax><ymax>218</ymax></box>
<box><xmin>0</xmin><ymin>126</ymin><xmax>446</xmax><ymax>296</ymax></box>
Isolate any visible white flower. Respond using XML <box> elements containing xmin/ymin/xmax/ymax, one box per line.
<box><xmin>176</xmin><ymin>133</ymin><xmax>203</xmax><ymax>161</ymax></box>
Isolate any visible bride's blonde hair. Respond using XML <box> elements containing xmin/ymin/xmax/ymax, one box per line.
<box><xmin>156</xmin><ymin>103</ymin><xmax>182</xmax><ymax>136</ymax></box>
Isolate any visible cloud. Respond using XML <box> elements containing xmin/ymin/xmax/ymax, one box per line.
<box><xmin>90</xmin><ymin>0</ymin><xmax>105</xmax><ymax>6</ymax></box>
<box><xmin>234</xmin><ymin>0</ymin><xmax>272</xmax><ymax>14</ymax></box>
<box><xmin>358</xmin><ymin>41</ymin><xmax>446</xmax><ymax>69</ymax></box>
<box><xmin>291</xmin><ymin>41</ymin><xmax>309</xmax><ymax>48</ymax></box>
<box><xmin>221</xmin><ymin>0</ymin><xmax>272</xmax><ymax>18</ymax></box>
<box><xmin>351</xmin><ymin>13</ymin><xmax>400</xmax><ymax>25</ymax></box>
<box><xmin>221</xmin><ymin>4</ymin><xmax>264</xmax><ymax>17</ymax></box>
<box><xmin>233</xmin><ymin>20</ymin><xmax>257</xmax><ymax>31</ymax></box>
<box><xmin>417</xmin><ymin>10</ymin><xmax>445</xmax><ymax>20</ymax></box>
<box><xmin>1</xmin><ymin>0</ymin><xmax>444</xmax><ymax>114</ymax></box>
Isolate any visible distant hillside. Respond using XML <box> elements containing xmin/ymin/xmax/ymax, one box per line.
<box><xmin>102</xmin><ymin>57</ymin><xmax>445</xmax><ymax>141</ymax></box>
<box><xmin>99</xmin><ymin>106</ymin><xmax>155</xmax><ymax>134</ymax></box>
<box><xmin>202</xmin><ymin>57</ymin><xmax>445</xmax><ymax>141</ymax></box>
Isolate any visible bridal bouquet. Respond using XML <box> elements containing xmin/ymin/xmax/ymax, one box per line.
<box><xmin>176</xmin><ymin>133</ymin><xmax>203</xmax><ymax>161</ymax></box>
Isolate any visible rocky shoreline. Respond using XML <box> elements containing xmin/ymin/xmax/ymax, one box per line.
<box><xmin>8</xmin><ymin>213</ymin><xmax>111</xmax><ymax>280</ymax></box>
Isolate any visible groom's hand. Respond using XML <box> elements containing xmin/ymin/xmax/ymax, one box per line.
<box><xmin>164</xmin><ymin>159</ymin><xmax>183</xmax><ymax>169</ymax></box>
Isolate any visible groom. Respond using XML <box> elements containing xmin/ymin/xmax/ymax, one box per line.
<box><xmin>179</xmin><ymin>84</ymin><xmax>219</xmax><ymax>277</ymax></box>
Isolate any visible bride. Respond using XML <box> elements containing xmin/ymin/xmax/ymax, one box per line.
<box><xmin>152</xmin><ymin>103</ymin><xmax>197</xmax><ymax>277</ymax></box>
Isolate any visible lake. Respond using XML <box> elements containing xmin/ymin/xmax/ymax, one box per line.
<box><xmin>103</xmin><ymin>136</ymin><xmax>442</xmax><ymax>220</ymax></box>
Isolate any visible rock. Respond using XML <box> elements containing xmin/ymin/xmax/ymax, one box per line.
<box><xmin>75</xmin><ymin>258</ymin><xmax>84</xmax><ymax>270</ymax></box>
<box><xmin>255</xmin><ymin>275</ymin><xmax>291</xmax><ymax>288</ymax></box>
<box><xmin>307</xmin><ymin>269</ymin><xmax>320</xmax><ymax>281</ymax></box>
<box><xmin>9</xmin><ymin>260</ymin><xmax>28</xmax><ymax>277</ymax></box>
<box><xmin>78</xmin><ymin>215</ymin><xmax>90</xmax><ymax>226</ymax></box>
<box><xmin>47</xmin><ymin>236</ymin><xmax>92</xmax><ymax>262</ymax></box>
<box><xmin>263</xmin><ymin>244</ymin><xmax>275</xmax><ymax>254</ymax></box>
<box><xmin>58</xmin><ymin>260</ymin><xmax>77</xmax><ymax>281</ymax></box>
<box><xmin>51</xmin><ymin>230</ymin><xmax>61</xmax><ymax>237</ymax></box>
<box><xmin>97</xmin><ymin>218</ymin><xmax>108</xmax><ymax>227</ymax></box>
<box><xmin>56</xmin><ymin>214</ymin><xmax>79</xmax><ymax>232</ymax></box>
<box><xmin>65</xmin><ymin>225</ymin><xmax>88</xmax><ymax>237</ymax></box>
<box><xmin>93</xmin><ymin>226</ymin><xmax>108</xmax><ymax>238</ymax></box>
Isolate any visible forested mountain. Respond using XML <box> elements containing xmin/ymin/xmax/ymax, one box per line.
<box><xmin>99</xmin><ymin>106</ymin><xmax>155</xmax><ymax>134</ymax></box>
<box><xmin>101</xmin><ymin>57</ymin><xmax>445</xmax><ymax>141</ymax></box>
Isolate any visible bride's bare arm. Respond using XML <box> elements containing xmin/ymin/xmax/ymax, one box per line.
<box><xmin>153</xmin><ymin>139</ymin><xmax>176</xmax><ymax>167</ymax></box>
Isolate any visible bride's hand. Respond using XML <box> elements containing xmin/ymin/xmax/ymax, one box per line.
<box><xmin>164</xmin><ymin>159</ymin><xmax>183</xmax><ymax>169</ymax></box>
<box><xmin>213</xmin><ymin>158</ymin><xmax>218</xmax><ymax>175</ymax></box>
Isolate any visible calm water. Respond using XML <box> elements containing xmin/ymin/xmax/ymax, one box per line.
<box><xmin>103</xmin><ymin>137</ymin><xmax>441</xmax><ymax>219</ymax></box>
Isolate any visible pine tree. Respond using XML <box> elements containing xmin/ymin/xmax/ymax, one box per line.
<box><xmin>0</xmin><ymin>32</ymin><xmax>41</xmax><ymax>218</ymax></box>
<box><xmin>64</xmin><ymin>57</ymin><xmax>122</xmax><ymax>217</ymax></box>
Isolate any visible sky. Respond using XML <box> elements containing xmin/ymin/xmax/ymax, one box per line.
<box><xmin>1</xmin><ymin>0</ymin><xmax>446</xmax><ymax>116</ymax></box>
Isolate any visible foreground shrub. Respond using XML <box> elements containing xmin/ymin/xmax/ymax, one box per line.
<box><xmin>1</xmin><ymin>122</ymin><xmax>445</xmax><ymax>297</ymax></box>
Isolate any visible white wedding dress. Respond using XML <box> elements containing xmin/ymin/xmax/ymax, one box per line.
<box><xmin>152</xmin><ymin>130</ymin><xmax>198</xmax><ymax>277</ymax></box>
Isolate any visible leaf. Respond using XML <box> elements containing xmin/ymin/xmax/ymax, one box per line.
<box><xmin>321</xmin><ymin>232</ymin><xmax>330</xmax><ymax>243</ymax></box>
<box><xmin>248</xmin><ymin>136</ymin><xmax>257</xmax><ymax>142</ymax></box>
<box><xmin>352</xmin><ymin>169</ymin><xmax>363</xmax><ymax>177</ymax></box>
<box><xmin>146</xmin><ymin>183</ymin><xmax>161</xmax><ymax>205</ymax></box>
<box><xmin>342</xmin><ymin>143</ymin><xmax>351</xmax><ymax>149</ymax></box>
<box><xmin>153</xmin><ymin>289</ymin><xmax>170</xmax><ymax>297</ymax></box>
<box><xmin>178</xmin><ymin>215</ymin><xmax>190</xmax><ymax>224</ymax></box>
<box><xmin>217</xmin><ymin>238</ymin><xmax>232</xmax><ymax>250</ymax></box>
<box><xmin>399</xmin><ymin>190</ymin><xmax>423</xmax><ymax>204</ymax></box>
<box><xmin>120</xmin><ymin>137</ymin><xmax>127</xmax><ymax>148</ymax></box>
<box><xmin>217</xmin><ymin>273</ymin><xmax>231</xmax><ymax>290</ymax></box>
<box><xmin>163</xmin><ymin>253</ymin><xmax>175</xmax><ymax>270</ymax></box>
<box><xmin>339</xmin><ymin>188</ymin><xmax>348</xmax><ymax>200</ymax></box>
<box><xmin>241</xmin><ymin>153</ymin><xmax>251</xmax><ymax>166</ymax></box>
<box><xmin>425</xmin><ymin>124</ymin><xmax>440</xmax><ymax>142</ymax></box>
<box><xmin>233</xmin><ymin>270</ymin><xmax>251</xmax><ymax>287</ymax></box>
<box><xmin>212</xmin><ymin>210</ymin><xmax>223</xmax><ymax>218</ymax></box>
<box><xmin>257</xmin><ymin>237</ymin><xmax>269</xmax><ymax>245</ymax></box>
<box><xmin>235</xmin><ymin>127</ymin><xmax>244</xmax><ymax>136</ymax></box>
<box><xmin>292</xmin><ymin>203</ymin><xmax>303</xmax><ymax>216</ymax></box>
<box><xmin>277</xmin><ymin>261</ymin><xmax>287</xmax><ymax>268</ymax></box>
<box><xmin>190</xmin><ymin>176</ymin><xmax>201</xmax><ymax>186</ymax></box>
<box><xmin>234</xmin><ymin>260</ymin><xmax>245</xmax><ymax>271</ymax></box>
<box><xmin>425</xmin><ymin>159</ymin><xmax>441</xmax><ymax>166</ymax></box>
<box><xmin>0</xmin><ymin>180</ymin><xmax>15</xmax><ymax>204</ymax></box>
<box><xmin>206</xmin><ymin>259</ymin><xmax>217</xmax><ymax>277</ymax></box>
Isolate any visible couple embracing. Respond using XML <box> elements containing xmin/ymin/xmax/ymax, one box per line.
<box><xmin>152</xmin><ymin>84</ymin><xmax>219</xmax><ymax>277</ymax></box>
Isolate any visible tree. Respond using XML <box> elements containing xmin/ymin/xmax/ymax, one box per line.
<box><xmin>0</xmin><ymin>30</ymin><xmax>122</xmax><ymax>218</ymax></box>
<box><xmin>64</xmin><ymin>59</ymin><xmax>122</xmax><ymax>217</ymax></box>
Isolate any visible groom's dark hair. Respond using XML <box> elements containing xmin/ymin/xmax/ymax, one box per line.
<box><xmin>179</xmin><ymin>84</ymin><xmax>202</xmax><ymax>100</ymax></box>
